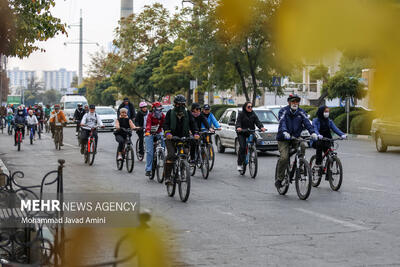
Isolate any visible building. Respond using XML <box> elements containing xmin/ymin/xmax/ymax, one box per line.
<box><xmin>6</xmin><ymin>67</ymin><xmax>36</xmax><ymax>94</ymax></box>
<box><xmin>121</xmin><ymin>0</ymin><xmax>133</xmax><ymax>18</ymax></box>
<box><xmin>42</xmin><ymin>68</ymin><xmax>77</xmax><ymax>91</ymax></box>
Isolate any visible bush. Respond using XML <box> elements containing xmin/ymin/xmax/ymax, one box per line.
<box><xmin>350</xmin><ymin>114</ymin><xmax>374</xmax><ymax>135</ymax></box>
<box><xmin>333</xmin><ymin>111</ymin><xmax>365</xmax><ymax>133</ymax></box>
<box><xmin>300</xmin><ymin>105</ymin><xmax>318</xmax><ymax>113</ymax></box>
<box><xmin>211</xmin><ymin>104</ymin><xmax>236</xmax><ymax>120</ymax></box>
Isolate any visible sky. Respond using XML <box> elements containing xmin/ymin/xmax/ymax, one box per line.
<box><xmin>8</xmin><ymin>0</ymin><xmax>181</xmax><ymax>76</ymax></box>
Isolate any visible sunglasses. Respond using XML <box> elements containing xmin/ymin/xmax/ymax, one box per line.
<box><xmin>247</xmin><ymin>105</ymin><xmax>253</xmax><ymax>109</ymax></box>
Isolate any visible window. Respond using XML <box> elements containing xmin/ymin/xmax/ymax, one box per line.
<box><xmin>229</xmin><ymin>111</ymin><xmax>237</xmax><ymax>124</ymax></box>
<box><xmin>220</xmin><ymin>111</ymin><xmax>231</xmax><ymax>124</ymax></box>
<box><xmin>254</xmin><ymin>110</ymin><xmax>279</xmax><ymax>124</ymax></box>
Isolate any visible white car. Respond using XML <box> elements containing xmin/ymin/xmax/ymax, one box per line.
<box><xmin>60</xmin><ymin>94</ymin><xmax>88</xmax><ymax>125</ymax></box>
<box><xmin>96</xmin><ymin>106</ymin><xmax>117</xmax><ymax>131</ymax></box>
<box><xmin>215</xmin><ymin>107</ymin><xmax>279</xmax><ymax>153</ymax></box>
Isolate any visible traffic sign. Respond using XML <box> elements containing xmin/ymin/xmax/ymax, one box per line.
<box><xmin>272</xmin><ymin>76</ymin><xmax>281</xmax><ymax>87</ymax></box>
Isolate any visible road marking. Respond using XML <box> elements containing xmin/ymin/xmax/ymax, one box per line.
<box><xmin>294</xmin><ymin>208</ymin><xmax>369</xmax><ymax>231</ymax></box>
<box><xmin>358</xmin><ymin>186</ymin><xmax>400</xmax><ymax>195</ymax></box>
<box><xmin>42</xmin><ymin>134</ymin><xmax>79</xmax><ymax>149</ymax></box>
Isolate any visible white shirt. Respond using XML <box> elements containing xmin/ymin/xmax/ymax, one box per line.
<box><xmin>81</xmin><ymin>112</ymin><xmax>103</xmax><ymax>130</ymax></box>
<box><xmin>26</xmin><ymin>115</ymin><xmax>38</xmax><ymax>126</ymax></box>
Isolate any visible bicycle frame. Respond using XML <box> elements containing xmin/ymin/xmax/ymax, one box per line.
<box><xmin>87</xmin><ymin>128</ymin><xmax>97</xmax><ymax>153</ymax></box>
<box><xmin>244</xmin><ymin>131</ymin><xmax>257</xmax><ymax>165</ymax></box>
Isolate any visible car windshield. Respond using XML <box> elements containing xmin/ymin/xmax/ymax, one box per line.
<box><xmin>96</xmin><ymin>108</ymin><xmax>116</xmax><ymax>115</ymax></box>
<box><xmin>65</xmin><ymin>101</ymin><xmax>87</xmax><ymax>109</ymax></box>
<box><xmin>270</xmin><ymin>108</ymin><xmax>281</xmax><ymax>117</ymax></box>
<box><xmin>254</xmin><ymin>110</ymin><xmax>278</xmax><ymax>124</ymax></box>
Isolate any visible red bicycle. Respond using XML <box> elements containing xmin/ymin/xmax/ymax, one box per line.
<box><xmin>15</xmin><ymin>124</ymin><xmax>24</xmax><ymax>151</ymax></box>
<box><xmin>82</xmin><ymin>126</ymin><xmax>100</xmax><ymax>166</ymax></box>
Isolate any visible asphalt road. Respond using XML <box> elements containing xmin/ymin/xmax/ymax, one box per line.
<box><xmin>0</xmin><ymin>127</ymin><xmax>399</xmax><ymax>266</ymax></box>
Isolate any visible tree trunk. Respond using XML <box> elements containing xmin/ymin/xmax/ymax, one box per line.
<box><xmin>234</xmin><ymin>61</ymin><xmax>250</xmax><ymax>102</ymax></box>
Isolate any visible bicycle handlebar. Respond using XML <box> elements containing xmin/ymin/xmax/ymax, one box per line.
<box><xmin>321</xmin><ymin>137</ymin><xmax>345</xmax><ymax>141</ymax></box>
<box><xmin>237</xmin><ymin>129</ymin><xmax>262</xmax><ymax>133</ymax></box>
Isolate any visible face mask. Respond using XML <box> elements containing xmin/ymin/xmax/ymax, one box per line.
<box><xmin>154</xmin><ymin>109</ymin><xmax>162</xmax><ymax>119</ymax></box>
<box><xmin>174</xmin><ymin>105</ymin><xmax>185</xmax><ymax>113</ymax></box>
<box><xmin>290</xmin><ymin>104</ymin><xmax>299</xmax><ymax>111</ymax></box>
<box><xmin>18</xmin><ymin>111</ymin><xmax>23</xmax><ymax>115</ymax></box>
<box><xmin>323</xmin><ymin>112</ymin><xmax>329</xmax><ymax>118</ymax></box>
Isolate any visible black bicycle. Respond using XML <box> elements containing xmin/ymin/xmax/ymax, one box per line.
<box><xmin>54</xmin><ymin>123</ymin><xmax>63</xmax><ymax>150</ymax></box>
<box><xmin>149</xmin><ymin>133</ymin><xmax>165</xmax><ymax>183</ymax></box>
<box><xmin>116</xmin><ymin>128</ymin><xmax>135</xmax><ymax>173</ymax></box>
<box><xmin>166</xmin><ymin>136</ymin><xmax>192</xmax><ymax>202</ymax></box>
<box><xmin>203</xmin><ymin>131</ymin><xmax>216</xmax><ymax>171</ymax></box>
<box><xmin>275</xmin><ymin>137</ymin><xmax>312</xmax><ymax>200</ymax></box>
<box><xmin>309</xmin><ymin>137</ymin><xmax>344</xmax><ymax>191</ymax></box>
<box><xmin>190</xmin><ymin>132</ymin><xmax>210</xmax><ymax>179</ymax></box>
<box><xmin>237</xmin><ymin>129</ymin><xmax>260</xmax><ymax>178</ymax></box>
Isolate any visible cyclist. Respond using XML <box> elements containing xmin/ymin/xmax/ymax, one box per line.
<box><xmin>12</xmin><ymin>108</ymin><xmax>27</xmax><ymax>145</ymax></box>
<box><xmin>144</xmin><ymin>102</ymin><xmax>165</xmax><ymax>177</ymax></box>
<box><xmin>34</xmin><ymin>104</ymin><xmax>44</xmax><ymax>132</ymax></box>
<box><xmin>80</xmin><ymin>104</ymin><xmax>104</xmax><ymax>154</ymax></box>
<box><xmin>201</xmin><ymin>104</ymin><xmax>221</xmax><ymax>130</ymax></box>
<box><xmin>190</xmin><ymin>103</ymin><xmax>212</xmax><ymax>163</ymax></box>
<box><xmin>49</xmin><ymin>104</ymin><xmax>67</xmax><ymax>144</ymax></box>
<box><xmin>27</xmin><ymin>109</ymin><xmax>39</xmax><ymax>140</ymax></box>
<box><xmin>235</xmin><ymin>102</ymin><xmax>266</xmax><ymax>171</ymax></box>
<box><xmin>135</xmin><ymin>101</ymin><xmax>149</xmax><ymax>158</ymax></box>
<box><xmin>117</xmin><ymin>97</ymin><xmax>136</xmax><ymax>120</ymax></box>
<box><xmin>275</xmin><ymin>94</ymin><xmax>318</xmax><ymax>188</ymax></box>
<box><xmin>163</xmin><ymin>95</ymin><xmax>199</xmax><ymax>185</ymax></box>
<box><xmin>6</xmin><ymin>111</ymin><xmax>14</xmax><ymax>133</ymax></box>
<box><xmin>73</xmin><ymin>103</ymin><xmax>85</xmax><ymax>136</ymax></box>
<box><xmin>7</xmin><ymin>104</ymin><xmax>13</xmax><ymax>115</ymax></box>
<box><xmin>44</xmin><ymin>104</ymin><xmax>51</xmax><ymax>118</ymax></box>
<box><xmin>114</xmin><ymin>107</ymin><xmax>137</xmax><ymax>160</ymax></box>
<box><xmin>312</xmin><ymin>105</ymin><xmax>347</xmax><ymax>168</ymax></box>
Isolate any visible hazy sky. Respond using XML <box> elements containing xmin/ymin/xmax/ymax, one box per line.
<box><xmin>8</xmin><ymin>0</ymin><xmax>181</xmax><ymax>75</ymax></box>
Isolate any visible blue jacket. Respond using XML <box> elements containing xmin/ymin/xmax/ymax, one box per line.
<box><xmin>312</xmin><ymin>118</ymin><xmax>344</xmax><ymax>137</ymax></box>
<box><xmin>201</xmin><ymin>113</ymin><xmax>220</xmax><ymax>129</ymax></box>
<box><xmin>277</xmin><ymin>106</ymin><xmax>315</xmax><ymax>141</ymax></box>
<box><xmin>13</xmin><ymin>114</ymin><xmax>27</xmax><ymax>126</ymax></box>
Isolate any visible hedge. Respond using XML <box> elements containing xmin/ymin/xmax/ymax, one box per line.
<box><xmin>210</xmin><ymin>104</ymin><xmax>236</xmax><ymax>120</ymax></box>
<box><xmin>300</xmin><ymin>105</ymin><xmax>317</xmax><ymax>114</ymax></box>
<box><xmin>350</xmin><ymin>114</ymin><xmax>374</xmax><ymax>135</ymax></box>
<box><xmin>334</xmin><ymin>111</ymin><xmax>365</xmax><ymax>133</ymax></box>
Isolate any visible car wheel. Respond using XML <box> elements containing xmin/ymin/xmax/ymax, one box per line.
<box><xmin>216</xmin><ymin>136</ymin><xmax>225</xmax><ymax>153</ymax></box>
<box><xmin>376</xmin><ymin>133</ymin><xmax>387</xmax><ymax>152</ymax></box>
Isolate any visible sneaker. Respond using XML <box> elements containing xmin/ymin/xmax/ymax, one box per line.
<box><xmin>75</xmin><ymin>132</ymin><xmax>78</xmax><ymax>136</ymax></box>
<box><xmin>237</xmin><ymin>165</ymin><xmax>243</xmax><ymax>171</ymax></box>
<box><xmin>145</xmin><ymin>171</ymin><xmax>151</xmax><ymax>177</ymax></box>
<box><xmin>14</xmin><ymin>143</ymin><xmax>17</xmax><ymax>146</ymax></box>
<box><xmin>275</xmin><ymin>179</ymin><xmax>282</xmax><ymax>188</ymax></box>
<box><xmin>117</xmin><ymin>155</ymin><xmax>123</xmax><ymax>160</ymax></box>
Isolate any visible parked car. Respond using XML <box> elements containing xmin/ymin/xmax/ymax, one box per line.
<box><xmin>96</xmin><ymin>106</ymin><xmax>117</xmax><ymax>131</ymax></box>
<box><xmin>371</xmin><ymin>116</ymin><xmax>400</xmax><ymax>152</ymax></box>
<box><xmin>215</xmin><ymin>107</ymin><xmax>279</xmax><ymax>153</ymax></box>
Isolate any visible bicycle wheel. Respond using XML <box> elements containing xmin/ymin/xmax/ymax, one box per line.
<box><xmin>136</xmin><ymin>139</ymin><xmax>144</xmax><ymax>161</ymax></box>
<box><xmin>54</xmin><ymin>131</ymin><xmax>58</xmax><ymax>149</ymax></box>
<box><xmin>126</xmin><ymin>146</ymin><xmax>134</xmax><ymax>173</ymax></box>
<box><xmin>17</xmin><ymin>132</ymin><xmax>21</xmax><ymax>151</ymax></box>
<box><xmin>200</xmin><ymin>147</ymin><xmax>209</xmax><ymax>179</ymax></box>
<box><xmin>167</xmin><ymin>164</ymin><xmax>177</xmax><ymax>197</ymax></box>
<box><xmin>208</xmin><ymin>144</ymin><xmax>215</xmax><ymax>171</ymax></box>
<box><xmin>295</xmin><ymin>158</ymin><xmax>312</xmax><ymax>200</ymax></box>
<box><xmin>249</xmin><ymin>146</ymin><xmax>258</xmax><ymax>179</ymax></box>
<box><xmin>239</xmin><ymin>163</ymin><xmax>246</xmax><ymax>175</ymax></box>
<box><xmin>328</xmin><ymin>156</ymin><xmax>343</xmax><ymax>191</ymax></box>
<box><xmin>116</xmin><ymin>150</ymin><xmax>123</xmax><ymax>170</ymax></box>
<box><xmin>178</xmin><ymin>159</ymin><xmax>191</xmax><ymax>202</ymax></box>
<box><xmin>30</xmin><ymin>130</ymin><xmax>33</xmax><ymax>145</ymax></box>
<box><xmin>84</xmin><ymin>145</ymin><xmax>89</xmax><ymax>164</ymax></box>
<box><xmin>309</xmin><ymin>155</ymin><xmax>322</xmax><ymax>187</ymax></box>
<box><xmin>88</xmin><ymin>139</ymin><xmax>96</xmax><ymax>166</ymax></box>
<box><xmin>156</xmin><ymin>149</ymin><xmax>165</xmax><ymax>183</ymax></box>
<box><xmin>38</xmin><ymin>126</ymin><xmax>41</xmax><ymax>139</ymax></box>
<box><xmin>275</xmin><ymin>159</ymin><xmax>289</xmax><ymax>195</ymax></box>
<box><xmin>150</xmin><ymin>156</ymin><xmax>156</xmax><ymax>180</ymax></box>
<box><xmin>190</xmin><ymin>157</ymin><xmax>196</xmax><ymax>176</ymax></box>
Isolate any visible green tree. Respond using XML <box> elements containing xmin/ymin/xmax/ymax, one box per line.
<box><xmin>40</xmin><ymin>89</ymin><xmax>62</xmax><ymax>105</ymax></box>
<box><xmin>0</xmin><ymin>0</ymin><xmax>66</xmax><ymax>58</ymax></box>
<box><xmin>339</xmin><ymin>51</ymin><xmax>372</xmax><ymax>78</ymax></box>
<box><xmin>310</xmin><ymin>64</ymin><xmax>329</xmax><ymax>82</ymax></box>
<box><xmin>322</xmin><ymin>73</ymin><xmax>366</xmax><ymax>100</ymax></box>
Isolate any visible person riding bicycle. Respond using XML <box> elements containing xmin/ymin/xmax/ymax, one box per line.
<box><xmin>235</xmin><ymin>102</ymin><xmax>266</xmax><ymax>171</ymax></box>
<box><xmin>12</xmin><ymin>108</ymin><xmax>27</xmax><ymax>145</ymax></box>
<box><xmin>6</xmin><ymin>111</ymin><xmax>14</xmax><ymax>128</ymax></box>
<box><xmin>201</xmin><ymin>104</ymin><xmax>221</xmax><ymax>130</ymax></box>
<box><xmin>114</xmin><ymin>107</ymin><xmax>137</xmax><ymax>159</ymax></box>
<box><xmin>34</xmin><ymin>104</ymin><xmax>44</xmax><ymax>131</ymax></box>
<box><xmin>144</xmin><ymin>102</ymin><xmax>165</xmax><ymax>177</ymax></box>
<box><xmin>118</xmin><ymin>97</ymin><xmax>136</xmax><ymax>120</ymax></box>
<box><xmin>27</xmin><ymin>109</ymin><xmax>39</xmax><ymax>140</ymax></box>
<box><xmin>73</xmin><ymin>103</ymin><xmax>85</xmax><ymax>136</ymax></box>
<box><xmin>49</xmin><ymin>104</ymin><xmax>67</xmax><ymax>144</ymax></box>
<box><xmin>80</xmin><ymin>104</ymin><xmax>104</xmax><ymax>154</ymax></box>
<box><xmin>275</xmin><ymin>94</ymin><xmax>318</xmax><ymax>188</ymax></box>
<box><xmin>163</xmin><ymin>95</ymin><xmax>199</xmax><ymax>185</ymax></box>
<box><xmin>312</xmin><ymin>105</ymin><xmax>347</xmax><ymax>168</ymax></box>
<box><xmin>135</xmin><ymin>101</ymin><xmax>149</xmax><ymax>158</ymax></box>
<box><xmin>44</xmin><ymin>104</ymin><xmax>51</xmax><ymax>119</ymax></box>
<box><xmin>190</xmin><ymin>103</ymin><xmax>212</xmax><ymax>163</ymax></box>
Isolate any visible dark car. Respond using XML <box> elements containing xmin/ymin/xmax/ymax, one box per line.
<box><xmin>371</xmin><ymin>116</ymin><xmax>400</xmax><ymax>152</ymax></box>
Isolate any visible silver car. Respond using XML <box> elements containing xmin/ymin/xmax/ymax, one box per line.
<box><xmin>215</xmin><ymin>107</ymin><xmax>279</xmax><ymax>153</ymax></box>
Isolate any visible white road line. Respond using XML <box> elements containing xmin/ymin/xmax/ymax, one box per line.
<box><xmin>294</xmin><ymin>208</ymin><xmax>369</xmax><ymax>231</ymax></box>
<box><xmin>42</xmin><ymin>134</ymin><xmax>79</xmax><ymax>149</ymax></box>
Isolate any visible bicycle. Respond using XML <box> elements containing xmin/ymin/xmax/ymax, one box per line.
<box><xmin>37</xmin><ymin>119</ymin><xmax>44</xmax><ymax>139</ymax></box>
<box><xmin>274</xmin><ymin>137</ymin><xmax>312</xmax><ymax>200</ymax></box>
<box><xmin>309</xmin><ymin>137</ymin><xmax>344</xmax><ymax>191</ymax></box>
<box><xmin>54</xmin><ymin>123</ymin><xmax>63</xmax><ymax>150</ymax></box>
<box><xmin>237</xmin><ymin>129</ymin><xmax>260</xmax><ymax>178</ymax></box>
<box><xmin>149</xmin><ymin>133</ymin><xmax>165</xmax><ymax>183</ymax></box>
<box><xmin>116</xmin><ymin>128</ymin><xmax>135</xmax><ymax>173</ymax></box>
<box><xmin>189</xmin><ymin>132</ymin><xmax>210</xmax><ymax>179</ymax></box>
<box><xmin>44</xmin><ymin>117</ymin><xmax>50</xmax><ymax>133</ymax></box>
<box><xmin>203</xmin><ymin>130</ymin><xmax>216</xmax><ymax>171</ymax></box>
<box><xmin>166</xmin><ymin>136</ymin><xmax>193</xmax><ymax>202</ymax></box>
<box><xmin>7</xmin><ymin>118</ymin><xmax>13</xmax><ymax>135</ymax></box>
<box><xmin>82</xmin><ymin>126</ymin><xmax>99</xmax><ymax>166</ymax></box>
<box><xmin>28</xmin><ymin>125</ymin><xmax>35</xmax><ymax>145</ymax></box>
<box><xmin>135</xmin><ymin>127</ymin><xmax>145</xmax><ymax>162</ymax></box>
<box><xmin>15</xmin><ymin>124</ymin><xmax>24</xmax><ymax>151</ymax></box>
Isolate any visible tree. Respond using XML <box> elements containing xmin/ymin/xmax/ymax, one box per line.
<box><xmin>310</xmin><ymin>64</ymin><xmax>329</xmax><ymax>83</ymax></box>
<box><xmin>322</xmin><ymin>73</ymin><xmax>366</xmax><ymax>100</ymax></box>
<box><xmin>41</xmin><ymin>89</ymin><xmax>61</xmax><ymax>105</ymax></box>
<box><xmin>0</xmin><ymin>0</ymin><xmax>66</xmax><ymax>58</ymax></box>
<box><xmin>339</xmin><ymin>51</ymin><xmax>372</xmax><ymax>78</ymax></box>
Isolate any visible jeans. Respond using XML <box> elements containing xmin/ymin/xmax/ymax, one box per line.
<box><xmin>145</xmin><ymin>134</ymin><xmax>165</xmax><ymax>172</ymax></box>
<box><xmin>276</xmin><ymin>140</ymin><xmax>306</xmax><ymax>181</ymax></box>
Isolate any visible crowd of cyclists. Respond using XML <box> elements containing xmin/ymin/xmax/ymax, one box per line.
<box><xmin>0</xmin><ymin>93</ymin><xmax>347</xmax><ymax>201</ymax></box>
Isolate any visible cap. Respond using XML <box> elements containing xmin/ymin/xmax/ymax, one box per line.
<box><xmin>89</xmin><ymin>104</ymin><xmax>96</xmax><ymax>109</ymax></box>
<box><xmin>203</xmin><ymin>104</ymin><xmax>210</xmax><ymax>110</ymax></box>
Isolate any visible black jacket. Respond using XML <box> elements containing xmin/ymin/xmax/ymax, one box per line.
<box><xmin>193</xmin><ymin>113</ymin><xmax>210</xmax><ymax>131</ymax></box>
<box><xmin>73</xmin><ymin>108</ymin><xmax>85</xmax><ymax>121</ymax></box>
<box><xmin>235</xmin><ymin>106</ymin><xmax>263</xmax><ymax>132</ymax></box>
<box><xmin>135</xmin><ymin>110</ymin><xmax>148</xmax><ymax>128</ymax></box>
<box><xmin>163</xmin><ymin>109</ymin><xmax>198</xmax><ymax>138</ymax></box>
<box><xmin>117</xmin><ymin>102</ymin><xmax>136</xmax><ymax>120</ymax></box>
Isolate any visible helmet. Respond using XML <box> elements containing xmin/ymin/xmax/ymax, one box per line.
<box><xmin>77</xmin><ymin>103</ymin><xmax>83</xmax><ymax>107</ymax></box>
<box><xmin>287</xmin><ymin>94</ymin><xmax>301</xmax><ymax>102</ymax></box>
<box><xmin>139</xmin><ymin>101</ymin><xmax>147</xmax><ymax>108</ymax></box>
<box><xmin>54</xmin><ymin>104</ymin><xmax>60</xmax><ymax>108</ymax></box>
<box><xmin>174</xmin><ymin>95</ymin><xmax>186</xmax><ymax>104</ymax></box>
<box><xmin>191</xmin><ymin>103</ymin><xmax>201</xmax><ymax>111</ymax></box>
<box><xmin>203</xmin><ymin>104</ymin><xmax>211</xmax><ymax>110</ymax></box>
<box><xmin>89</xmin><ymin>104</ymin><xmax>96</xmax><ymax>109</ymax></box>
<box><xmin>152</xmin><ymin>102</ymin><xmax>162</xmax><ymax>108</ymax></box>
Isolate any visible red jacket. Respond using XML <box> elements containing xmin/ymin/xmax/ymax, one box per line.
<box><xmin>146</xmin><ymin>112</ymin><xmax>165</xmax><ymax>133</ymax></box>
